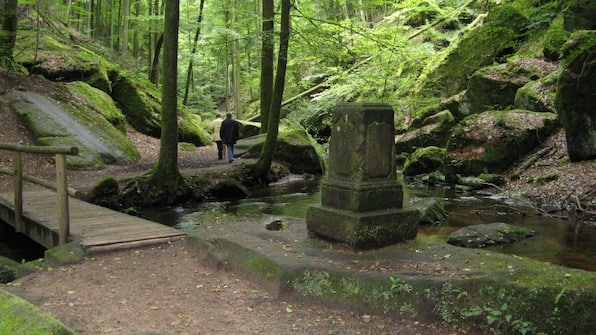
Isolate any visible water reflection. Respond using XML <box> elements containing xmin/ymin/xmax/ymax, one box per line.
<box><xmin>139</xmin><ymin>178</ymin><xmax>596</xmax><ymax>272</ymax></box>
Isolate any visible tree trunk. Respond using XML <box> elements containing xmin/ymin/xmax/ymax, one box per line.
<box><xmin>94</xmin><ymin>0</ymin><xmax>102</xmax><ymax>39</ymax></box>
<box><xmin>0</xmin><ymin>0</ymin><xmax>18</xmax><ymax>64</ymax></box>
<box><xmin>150</xmin><ymin>32</ymin><xmax>163</xmax><ymax>85</ymax></box>
<box><xmin>232</xmin><ymin>0</ymin><xmax>242</xmax><ymax>119</ymax></box>
<box><xmin>133</xmin><ymin>0</ymin><xmax>140</xmax><ymax>58</ymax></box>
<box><xmin>64</xmin><ymin>0</ymin><xmax>72</xmax><ymax>19</ymax></box>
<box><xmin>88</xmin><ymin>0</ymin><xmax>93</xmax><ymax>36</ymax></box>
<box><xmin>259</xmin><ymin>0</ymin><xmax>274</xmax><ymax>133</ymax></box>
<box><xmin>183</xmin><ymin>0</ymin><xmax>205</xmax><ymax>105</ymax></box>
<box><xmin>254</xmin><ymin>0</ymin><xmax>290</xmax><ymax>183</ymax></box>
<box><xmin>149</xmin><ymin>0</ymin><xmax>181</xmax><ymax>204</ymax></box>
<box><xmin>122</xmin><ymin>0</ymin><xmax>130</xmax><ymax>57</ymax></box>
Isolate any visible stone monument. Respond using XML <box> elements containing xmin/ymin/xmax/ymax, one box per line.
<box><xmin>306</xmin><ymin>103</ymin><xmax>419</xmax><ymax>248</ymax></box>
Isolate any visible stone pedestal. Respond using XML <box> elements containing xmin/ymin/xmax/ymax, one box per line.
<box><xmin>306</xmin><ymin>103</ymin><xmax>418</xmax><ymax>248</ymax></box>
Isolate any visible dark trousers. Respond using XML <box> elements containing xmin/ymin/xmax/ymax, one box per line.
<box><xmin>215</xmin><ymin>141</ymin><xmax>224</xmax><ymax>159</ymax></box>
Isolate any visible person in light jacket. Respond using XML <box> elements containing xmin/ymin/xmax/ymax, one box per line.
<box><xmin>209</xmin><ymin>114</ymin><xmax>224</xmax><ymax>159</ymax></box>
<box><xmin>219</xmin><ymin>112</ymin><xmax>239</xmax><ymax>163</ymax></box>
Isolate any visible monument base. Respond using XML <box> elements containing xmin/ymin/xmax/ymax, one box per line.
<box><xmin>306</xmin><ymin>205</ymin><xmax>419</xmax><ymax>248</ymax></box>
<box><xmin>321</xmin><ymin>179</ymin><xmax>403</xmax><ymax>212</ymax></box>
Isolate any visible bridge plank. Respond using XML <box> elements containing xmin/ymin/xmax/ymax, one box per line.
<box><xmin>0</xmin><ymin>190</ymin><xmax>186</xmax><ymax>252</ymax></box>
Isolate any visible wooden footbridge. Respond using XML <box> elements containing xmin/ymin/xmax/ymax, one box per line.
<box><xmin>0</xmin><ymin>143</ymin><xmax>186</xmax><ymax>253</ymax></box>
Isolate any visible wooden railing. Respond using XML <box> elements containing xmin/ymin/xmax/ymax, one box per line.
<box><xmin>0</xmin><ymin>142</ymin><xmax>78</xmax><ymax>245</ymax></box>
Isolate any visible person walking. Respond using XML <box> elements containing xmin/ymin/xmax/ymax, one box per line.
<box><xmin>209</xmin><ymin>114</ymin><xmax>224</xmax><ymax>159</ymax></box>
<box><xmin>220</xmin><ymin>112</ymin><xmax>239</xmax><ymax>163</ymax></box>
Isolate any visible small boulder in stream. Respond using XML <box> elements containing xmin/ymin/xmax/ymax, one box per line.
<box><xmin>447</xmin><ymin>222</ymin><xmax>535</xmax><ymax>248</ymax></box>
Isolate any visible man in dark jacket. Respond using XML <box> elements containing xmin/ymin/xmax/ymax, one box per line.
<box><xmin>219</xmin><ymin>112</ymin><xmax>240</xmax><ymax>163</ymax></box>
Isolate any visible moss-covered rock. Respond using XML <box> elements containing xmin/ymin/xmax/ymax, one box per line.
<box><xmin>88</xmin><ymin>176</ymin><xmax>123</xmax><ymax>210</ymax></box>
<box><xmin>209</xmin><ymin>179</ymin><xmax>250</xmax><ymax>199</ymax></box>
<box><xmin>555</xmin><ymin>32</ymin><xmax>596</xmax><ymax>161</ymax></box>
<box><xmin>513</xmin><ymin>71</ymin><xmax>559</xmax><ymax>113</ymax></box>
<box><xmin>11</xmin><ymin>91</ymin><xmax>139</xmax><ymax>169</ymax></box>
<box><xmin>179</xmin><ymin>112</ymin><xmax>211</xmax><ymax>146</ymax></box>
<box><xmin>0</xmin><ymin>257</ymin><xmax>18</xmax><ymax>283</ymax></box>
<box><xmin>540</xmin><ymin>15</ymin><xmax>571</xmax><ymax>61</ymax></box>
<box><xmin>403</xmin><ymin>146</ymin><xmax>445</xmax><ymax>176</ymax></box>
<box><xmin>445</xmin><ymin>110</ymin><xmax>559</xmax><ymax>178</ymax></box>
<box><xmin>407</xmin><ymin>197</ymin><xmax>447</xmax><ymax>225</ymax></box>
<box><xmin>237</xmin><ymin>129</ymin><xmax>325</xmax><ymax>174</ymax></box>
<box><xmin>110</xmin><ymin>72</ymin><xmax>162</xmax><ymax>136</ymax></box>
<box><xmin>562</xmin><ymin>0</ymin><xmax>596</xmax><ymax>31</ymax></box>
<box><xmin>459</xmin><ymin>58</ymin><xmax>558</xmax><ymax>119</ymax></box>
<box><xmin>44</xmin><ymin>242</ymin><xmax>86</xmax><ymax>266</ymax></box>
<box><xmin>0</xmin><ymin>290</ymin><xmax>78</xmax><ymax>335</ymax></box>
<box><xmin>110</xmin><ymin>72</ymin><xmax>210</xmax><ymax>146</ymax></box>
<box><xmin>16</xmin><ymin>34</ymin><xmax>114</xmax><ymax>94</ymax></box>
<box><xmin>448</xmin><ymin>222</ymin><xmax>536</xmax><ymax>248</ymax></box>
<box><xmin>395</xmin><ymin>110</ymin><xmax>455</xmax><ymax>154</ymax></box>
<box><xmin>65</xmin><ymin>81</ymin><xmax>126</xmax><ymax>131</ymax></box>
<box><xmin>417</xmin><ymin>4</ymin><xmax>530</xmax><ymax>98</ymax></box>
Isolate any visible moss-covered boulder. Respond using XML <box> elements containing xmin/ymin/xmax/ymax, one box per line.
<box><xmin>12</xmin><ymin>91</ymin><xmax>139</xmax><ymax>169</ymax></box>
<box><xmin>417</xmin><ymin>4</ymin><xmax>529</xmax><ymax>98</ymax></box>
<box><xmin>447</xmin><ymin>222</ymin><xmax>536</xmax><ymax>248</ymax></box>
<box><xmin>403</xmin><ymin>1</ymin><xmax>442</xmax><ymax>27</ymax></box>
<box><xmin>110</xmin><ymin>72</ymin><xmax>210</xmax><ymax>146</ymax></box>
<box><xmin>209</xmin><ymin>179</ymin><xmax>250</xmax><ymax>199</ymax></box>
<box><xmin>179</xmin><ymin>112</ymin><xmax>211</xmax><ymax>146</ymax></box>
<box><xmin>237</xmin><ymin>129</ymin><xmax>325</xmax><ymax>174</ymax></box>
<box><xmin>403</xmin><ymin>146</ymin><xmax>446</xmax><ymax>176</ymax></box>
<box><xmin>0</xmin><ymin>257</ymin><xmax>19</xmax><ymax>283</ymax></box>
<box><xmin>459</xmin><ymin>59</ymin><xmax>558</xmax><ymax>119</ymax></box>
<box><xmin>555</xmin><ymin>33</ymin><xmax>596</xmax><ymax>161</ymax></box>
<box><xmin>395</xmin><ymin>110</ymin><xmax>455</xmax><ymax>154</ymax></box>
<box><xmin>110</xmin><ymin>72</ymin><xmax>162</xmax><ymax>136</ymax></box>
<box><xmin>445</xmin><ymin>110</ymin><xmax>559</xmax><ymax>178</ymax></box>
<box><xmin>0</xmin><ymin>290</ymin><xmax>78</xmax><ymax>335</ymax></box>
<box><xmin>16</xmin><ymin>33</ymin><xmax>114</xmax><ymax>94</ymax></box>
<box><xmin>65</xmin><ymin>81</ymin><xmax>126</xmax><ymax>131</ymax></box>
<box><xmin>88</xmin><ymin>176</ymin><xmax>123</xmax><ymax>210</ymax></box>
<box><xmin>513</xmin><ymin>71</ymin><xmax>559</xmax><ymax>113</ymax></box>
<box><xmin>44</xmin><ymin>242</ymin><xmax>86</xmax><ymax>266</ymax></box>
<box><xmin>562</xmin><ymin>0</ymin><xmax>596</xmax><ymax>31</ymax></box>
<box><xmin>407</xmin><ymin>197</ymin><xmax>447</xmax><ymax>225</ymax></box>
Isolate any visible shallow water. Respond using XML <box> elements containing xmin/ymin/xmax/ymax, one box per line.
<box><xmin>139</xmin><ymin>178</ymin><xmax>596</xmax><ymax>272</ymax></box>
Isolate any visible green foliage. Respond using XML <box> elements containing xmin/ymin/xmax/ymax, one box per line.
<box><xmin>291</xmin><ymin>270</ymin><xmax>335</xmax><ymax>297</ymax></box>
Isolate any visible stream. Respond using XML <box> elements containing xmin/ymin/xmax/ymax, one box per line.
<box><xmin>2</xmin><ymin>177</ymin><xmax>595</xmax><ymax>272</ymax></box>
<box><xmin>139</xmin><ymin>177</ymin><xmax>596</xmax><ymax>272</ymax></box>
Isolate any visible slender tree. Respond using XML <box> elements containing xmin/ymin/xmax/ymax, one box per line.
<box><xmin>253</xmin><ymin>0</ymin><xmax>291</xmax><ymax>183</ymax></box>
<box><xmin>259</xmin><ymin>0</ymin><xmax>274</xmax><ymax>133</ymax></box>
<box><xmin>122</xmin><ymin>0</ymin><xmax>130</xmax><ymax>57</ymax></box>
<box><xmin>149</xmin><ymin>32</ymin><xmax>163</xmax><ymax>84</ymax></box>
<box><xmin>0</xmin><ymin>0</ymin><xmax>18</xmax><ymax>66</ymax></box>
<box><xmin>148</xmin><ymin>0</ymin><xmax>181</xmax><ymax>203</ymax></box>
<box><xmin>182</xmin><ymin>0</ymin><xmax>205</xmax><ymax>105</ymax></box>
<box><xmin>231</xmin><ymin>0</ymin><xmax>242</xmax><ymax>118</ymax></box>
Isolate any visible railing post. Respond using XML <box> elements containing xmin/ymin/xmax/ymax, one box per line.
<box><xmin>13</xmin><ymin>151</ymin><xmax>23</xmax><ymax>233</ymax></box>
<box><xmin>55</xmin><ymin>153</ymin><xmax>69</xmax><ymax>244</ymax></box>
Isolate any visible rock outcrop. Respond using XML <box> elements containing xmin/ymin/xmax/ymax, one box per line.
<box><xmin>555</xmin><ymin>34</ymin><xmax>596</xmax><ymax>161</ymax></box>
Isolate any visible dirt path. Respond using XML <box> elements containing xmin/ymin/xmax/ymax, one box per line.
<box><xmin>4</xmin><ymin>239</ymin><xmax>464</xmax><ymax>335</ymax></box>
